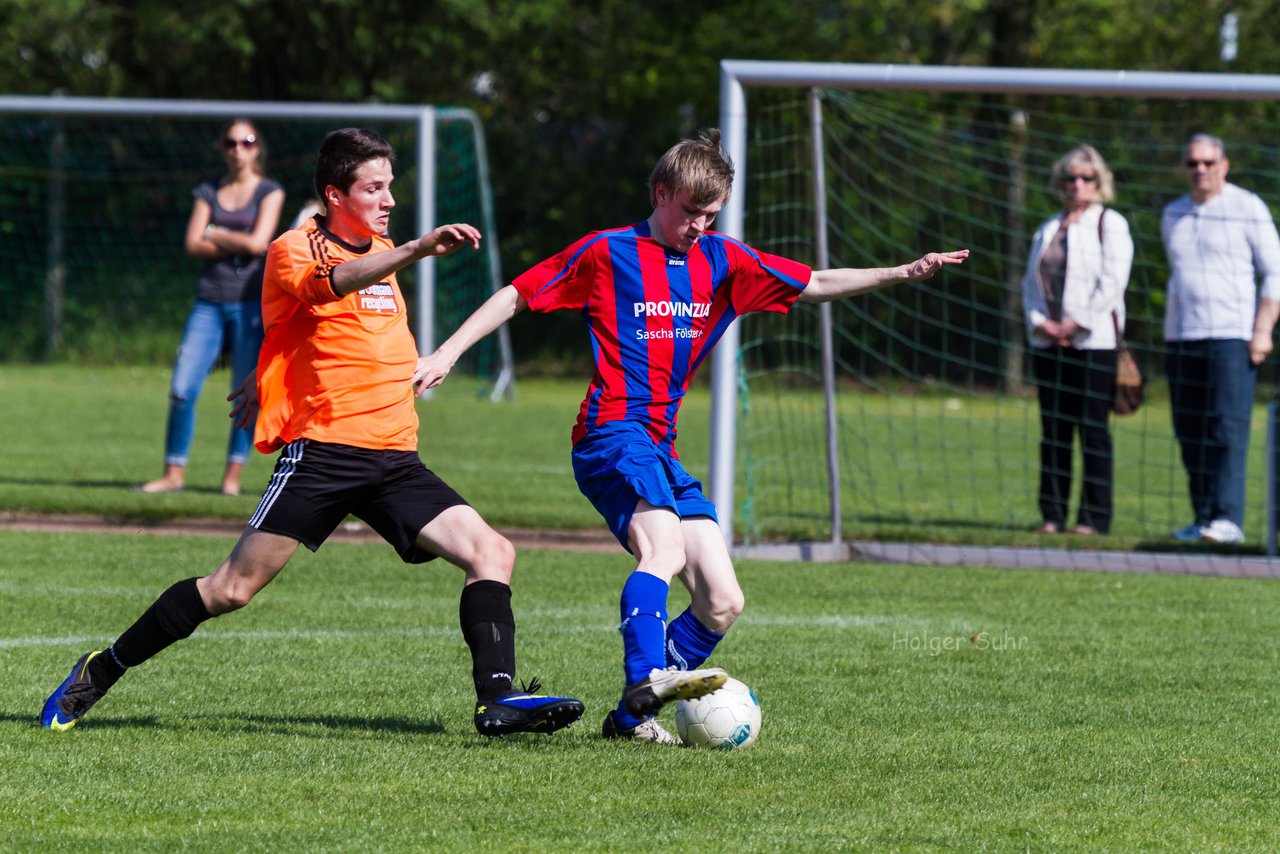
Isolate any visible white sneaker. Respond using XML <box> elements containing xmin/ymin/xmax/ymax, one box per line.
<box><xmin>601</xmin><ymin>711</ymin><xmax>681</xmax><ymax>745</ymax></box>
<box><xmin>1171</xmin><ymin>522</ymin><xmax>1205</xmax><ymax>543</ymax></box>
<box><xmin>622</xmin><ymin>666</ymin><xmax>728</xmax><ymax>717</ymax></box>
<box><xmin>1200</xmin><ymin>519</ymin><xmax>1245</xmax><ymax>545</ymax></box>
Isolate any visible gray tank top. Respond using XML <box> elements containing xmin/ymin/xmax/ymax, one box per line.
<box><xmin>193</xmin><ymin>178</ymin><xmax>283</xmax><ymax>303</ymax></box>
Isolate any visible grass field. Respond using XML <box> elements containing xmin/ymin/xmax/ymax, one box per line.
<box><xmin>0</xmin><ymin>364</ymin><xmax>1273</xmax><ymax>555</ymax></box>
<box><xmin>0</xmin><ymin>364</ymin><xmax>606</xmax><ymax>529</ymax></box>
<box><xmin>4</xmin><ymin>364</ymin><xmax>1280</xmax><ymax>848</ymax></box>
<box><xmin>736</xmin><ymin>382</ymin><xmax>1276</xmax><ymax>549</ymax></box>
<box><xmin>4</xmin><ymin>530</ymin><xmax>1280</xmax><ymax>850</ymax></box>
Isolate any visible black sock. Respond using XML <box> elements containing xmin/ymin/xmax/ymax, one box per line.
<box><xmin>459</xmin><ymin>580</ymin><xmax>516</xmax><ymax>701</ymax></box>
<box><xmin>92</xmin><ymin>577</ymin><xmax>213</xmax><ymax>689</ymax></box>
<box><xmin>86</xmin><ymin>646</ymin><xmax>128</xmax><ymax>692</ymax></box>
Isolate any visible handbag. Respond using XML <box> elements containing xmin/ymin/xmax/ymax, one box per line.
<box><xmin>1112</xmin><ymin>311</ymin><xmax>1144</xmax><ymax>416</ymax></box>
<box><xmin>1097</xmin><ymin>208</ymin><xmax>1143</xmax><ymax>415</ymax></box>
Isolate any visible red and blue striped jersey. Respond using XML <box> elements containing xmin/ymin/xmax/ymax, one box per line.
<box><xmin>513</xmin><ymin>220</ymin><xmax>811</xmax><ymax>455</ymax></box>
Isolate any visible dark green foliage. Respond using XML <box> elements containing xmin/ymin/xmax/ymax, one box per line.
<box><xmin>3</xmin><ymin>1</ymin><xmax>1273</xmax><ymax>365</ymax></box>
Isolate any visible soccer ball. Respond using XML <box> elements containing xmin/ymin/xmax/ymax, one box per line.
<box><xmin>675</xmin><ymin>677</ymin><xmax>761</xmax><ymax>749</ymax></box>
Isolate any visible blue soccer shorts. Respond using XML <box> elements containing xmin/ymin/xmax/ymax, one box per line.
<box><xmin>570</xmin><ymin>421</ymin><xmax>718</xmax><ymax>550</ymax></box>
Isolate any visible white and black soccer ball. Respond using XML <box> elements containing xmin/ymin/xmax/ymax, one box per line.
<box><xmin>675</xmin><ymin>676</ymin><xmax>761</xmax><ymax>749</ymax></box>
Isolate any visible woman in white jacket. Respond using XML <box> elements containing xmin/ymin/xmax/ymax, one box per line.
<box><xmin>1021</xmin><ymin>144</ymin><xmax>1134</xmax><ymax>535</ymax></box>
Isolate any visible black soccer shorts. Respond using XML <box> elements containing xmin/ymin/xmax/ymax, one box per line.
<box><xmin>248</xmin><ymin>439</ymin><xmax>469</xmax><ymax>563</ymax></box>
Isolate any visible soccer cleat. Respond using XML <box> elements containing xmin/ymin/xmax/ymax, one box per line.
<box><xmin>622</xmin><ymin>666</ymin><xmax>727</xmax><ymax>718</ymax></box>
<box><xmin>40</xmin><ymin>650</ymin><xmax>108</xmax><ymax>731</ymax></box>
<box><xmin>1171</xmin><ymin>522</ymin><xmax>1205</xmax><ymax>543</ymax></box>
<box><xmin>1200</xmin><ymin>518</ymin><xmax>1245</xmax><ymax>545</ymax></box>
<box><xmin>473</xmin><ymin>677</ymin><xmax>585</xmax><ymax>737</ymax></box>
<box><xmin>601</xmin><ymin>711</ymin><xmax>681</xmax><ymax>745</ymax></box>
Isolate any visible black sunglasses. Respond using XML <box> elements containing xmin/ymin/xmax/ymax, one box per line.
<box><xmin>223</xmin><ymin>135</ymin><xmax>258</xmax><ymax>151</ymax></box>
<box><xmin>1063</xmin><ymin>174</ymin><xmax>1097</xmax><ymax>184</ymax></box>
<box><xmin>1185</xmin><ymin>159</ymin><xmax>1218</xmax><ymax>168</ymax></box>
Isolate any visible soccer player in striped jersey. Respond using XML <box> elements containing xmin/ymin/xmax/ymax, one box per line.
<box><xmin>40</xmin><ymin>128</ymin><xmax>584</xmax><ymax>737</ymax></box>
<box><xmin>415</xmin><ymin>130</ymin><xmax>968</xmax><ymax>744</ymax></box>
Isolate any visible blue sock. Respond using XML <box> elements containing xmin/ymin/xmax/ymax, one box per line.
<box><xmin>618</xmin><ymin>571</ymin><xmax>669</xmax><ymax>686</ymax></box>
<box><xmin>665</xmin><ymin>607</ymin><xmax>724</xmax><ymax>670</ymax></box>
<box><xmin>612</xmin><ymin>706</ymin><xmax>647</xmax><ymax>730</ymax></box>
<box><xmin>613</xmin><ymin>572</ymin><xmax>670</xmax><ymax>731</ymax></box>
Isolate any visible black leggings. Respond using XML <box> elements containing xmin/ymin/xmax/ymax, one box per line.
<box><xmin>1032</xmin><ymin>347</ymin><xmax>1116</xmax><ymax>532</ymax></box>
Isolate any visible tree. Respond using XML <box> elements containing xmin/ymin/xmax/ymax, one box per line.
<box><xmin>2</xmin><ymin>0</ymin><xmax>1275</xmax><ymax>363</ymax></box>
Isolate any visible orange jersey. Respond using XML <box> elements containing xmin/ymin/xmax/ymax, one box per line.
<box><xmin>255</xmin><ymin>218</ymin><xmax>419</xmax><ymax>453</ymax></box>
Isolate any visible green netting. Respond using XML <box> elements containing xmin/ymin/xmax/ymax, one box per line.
<box><xmin>0</xmin><ymin>110</ymin><xmax>501</xmax><ymax>379</ymax></box>
<box><xmin>737</xmin><ymin>88</ymin><xmax>1280</xmax><ymax>546</ymax></box>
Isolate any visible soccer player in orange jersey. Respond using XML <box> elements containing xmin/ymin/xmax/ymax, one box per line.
<box><xmin>40</xmin><ymin>129</ymin><xmax>584</xmax><ymax>737</ymax></box>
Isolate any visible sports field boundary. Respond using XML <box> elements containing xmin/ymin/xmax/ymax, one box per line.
<box><xmin>736</xmin><ymin>540</ymin><xmax>1278</xmax><ymax>578</ymax></box>
<box><xmin>0</xmin><ymin>512</ymin><xmax>618</xmax><ymax>553</ymax></box>
<box><xmin>4</xmin><ymin>511</ymin><xmax>1275</xmax><ymax>578</ymax></box>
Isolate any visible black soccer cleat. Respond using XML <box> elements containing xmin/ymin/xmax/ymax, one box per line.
<box><xmin>622</xmin><ymin>666</ymin><xmax>728</xmax><ymax>718</ymax></box>
<box><xmin>473</xmin><ymin>678</ymin><xmax>585</xmax><ymax>737</ymax></box>
<box><xmin>40</xmin><ymin>650</ymin><xmax>109</xmax><ymax>731</ymax></box>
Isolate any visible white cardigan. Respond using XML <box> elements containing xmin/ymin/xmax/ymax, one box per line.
<box><xmin>1021</xmin><ymin>204</ymin><xmax>1134</xmax><ymax>350</ymax></box>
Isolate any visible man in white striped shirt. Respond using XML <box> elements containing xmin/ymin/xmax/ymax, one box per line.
<box><xmin>1161</xmin><ymin>133</ymin><xmax>1280</xmax><ymax>545</ymax></box>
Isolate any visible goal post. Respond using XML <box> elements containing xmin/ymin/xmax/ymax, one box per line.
<box><xmin>713</xmin><ymin>60</ymin><xmax>1280</xmax><ymax>554</ymax></box>
<box><xmin>0</xmin><ymin>95</ymin><xmax>513</xmax><ymax>394</ymax></box>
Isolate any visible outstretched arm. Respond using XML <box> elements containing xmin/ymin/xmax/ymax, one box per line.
<box><xmin>798</xmin><ymin>249</ymin><xmax>970</xmax><ymax>303</ymax></box>
<box><xmin>331</xmin><ymin>223</ymin><xmax>482</xmax><ymax>296</ymax></box>
<box><xmin>413</xmin><ymin>285</ymin><xmax>529</xmax><ymax>396</ymax></box>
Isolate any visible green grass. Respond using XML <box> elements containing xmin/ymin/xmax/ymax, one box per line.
<box><xmin>739</xmin><ymin>384</ymin><xmax>1274</xmax><ymax>550</ymax></box>
<box><xmin>3</xmin><ymin>530</ymin><xmax>1280</xmax><ymax>850</ymax></box>
<box><xmin>0</xmin><ymin>363</ymin><xmax>1270</xmax><ymax>554</ymax></box>
<box><xmin>0</xmin><ymin>364</ymin><xmax>612</xmax><ymax>529</ymax></box>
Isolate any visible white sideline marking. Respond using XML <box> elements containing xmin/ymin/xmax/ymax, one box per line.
<box><xmin>0</xmin><ymin>583</ymin><xmax>160</xmax><ymax>597</ymax></box>
<box><xmin>740</xmin><ymin>613</ymin><xmax>922</xmax><ymax>629</ymax></box>
<box><xmin>2</xmin><ymin>614</ymin><xmax>950</xmax><ymax>650</ymax></box>
<box><xmin>1</xmin><ymin>622</ymin><xmax>614</xmax><ymax>650</ymax></box>
<box><xmin>0</xmin><ymin>627</ymin><xmax>449</xmax><ymax>649</ymax></box>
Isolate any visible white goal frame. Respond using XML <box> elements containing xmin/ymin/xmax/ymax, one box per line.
<box><xmin>0</xmin><ymin>95</ymin><xmax>515</xmax><ymax>398</ymax></box>
<box><xmin>713</xmin><ymin>60</ymin><xmax>1280</xmax><ymax>553</ymax></box>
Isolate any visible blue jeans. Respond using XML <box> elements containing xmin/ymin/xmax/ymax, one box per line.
<box><xmin>164</xmin><ymin>299</ymin><xmax>263</xmax><ymax>466</ymax></box>
<box><xmin>1165</xmin><ymin>339</ymin><xmax>1256</xmax><ymax>527</ymax></box>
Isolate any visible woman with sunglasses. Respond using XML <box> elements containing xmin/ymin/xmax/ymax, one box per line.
<box><xmin>1020</xmin><ymin>143</ymin><xmax>1133</xmax><ymax>536</ymax></box>
<box><xmin>140</xmin><ymin>118</ymin><xmax>285</xmax><ymax>496</ymax></box>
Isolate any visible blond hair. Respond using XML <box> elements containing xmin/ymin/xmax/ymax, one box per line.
<box><xmin>1048</xmin><ymin>143</ymin><xmax>1116</xmax><ymax>204</ymax></box>
<box><xmin>648</xmin><ymin>129</ymin><xmax>735</xmax><ymax>208</ymax></box>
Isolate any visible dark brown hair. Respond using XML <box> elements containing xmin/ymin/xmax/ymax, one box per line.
<box><xmin>313</xmin><ymin>128</ymin><xmax>395</xmax><ymax>203</ymax></box>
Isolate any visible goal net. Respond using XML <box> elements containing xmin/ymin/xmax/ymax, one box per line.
<box><xmin>714</xmin><ymin>63</ymin><xmax>1280</xmax><ymax>564</ymax></box>
<box><xmin>0</xmin><ymin>98</ymin><xmax>511</xmax><ymax>391</ymax></box>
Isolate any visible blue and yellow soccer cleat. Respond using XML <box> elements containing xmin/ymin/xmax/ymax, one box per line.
<box><xmin>40</xmin><ymin>651</ymin><xmax>108</xmax><ymax>731</ymax></box>
<box><xmin>473</xmin><ymin>678</ymin><xmax>584</xmax><ymax>737</ymax></box>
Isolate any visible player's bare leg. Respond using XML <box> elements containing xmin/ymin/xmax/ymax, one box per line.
<box><xmin>198</xmin><ymin>528</ymin><xmax>299</xmax><ymax>613</ymax></box>
<box><xmin>678</xmin><ymin>517</ymin><xmax>744</xmax><ymax>635</ymax></box>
